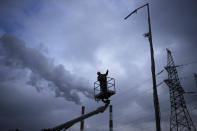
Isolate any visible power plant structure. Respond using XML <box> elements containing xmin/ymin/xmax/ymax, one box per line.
<box><xmin>109</xmin><ymin>105</ymin><xmax>113</xmax><ymax>131</ymax></box>
<box><xmin>80</xmin><ymin>106</ymin><xmax>85</xmax><ymax>131</ymax></box>
<box><xmin>164</xmin><ymin>49</ymin><xmax>196</xmax><ymax>131</ymax></box>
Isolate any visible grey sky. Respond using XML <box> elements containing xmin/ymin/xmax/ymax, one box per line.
<box><xmin>0</xmin><ymin>0</ymin><xmax>197</xmax><ymax>131</ymax></box>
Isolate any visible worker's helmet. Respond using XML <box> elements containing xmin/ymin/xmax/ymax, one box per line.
<box><xmin>97</xmin><ymin>72</ymin><xmax>101</xmax><ymax>75</ymax></box>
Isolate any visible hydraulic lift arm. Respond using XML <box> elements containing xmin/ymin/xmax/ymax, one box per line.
<box><xmin>42</xmin><ymin>102</ymin><xmax>110</xmax><ymax>131</ymax></box>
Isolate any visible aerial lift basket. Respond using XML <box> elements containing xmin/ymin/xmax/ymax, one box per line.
<box><xmin>94</xmin><ymin>77</ymin><xmax>115</xmax><ymax>102</ymax></box>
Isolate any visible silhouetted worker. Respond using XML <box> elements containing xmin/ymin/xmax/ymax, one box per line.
<box><xmin>97</xmin><ymin>70</ymin><xmax>109</xmax><ymax>93</ymax></box>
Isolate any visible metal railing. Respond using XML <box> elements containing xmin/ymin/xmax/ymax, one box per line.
<box><xmin>94</xmin><ymin>77</ymin><xmax>115</xmax><ymax>100</ymax></box>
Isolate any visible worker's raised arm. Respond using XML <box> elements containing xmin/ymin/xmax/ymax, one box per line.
<box><xmin>105</xmin><ymin>69</ymin><xmax>109</xmax><ymax>76</ymax></box>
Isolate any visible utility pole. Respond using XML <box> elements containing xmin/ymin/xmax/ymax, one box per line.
<box><xmin>80</xmin><ymin>106</ymin><xmax>85</xmax><ymax>131</ymax></box>
<box><xmin>164</xmin><ymin>49</ymin><xmax>196</xmax><ymax>131</ymax></box>
<box><xmin>124</xmin><ymin>3</ymin><xmax>161</xmax><ymax>131</ymax></box>
<box><xmin>109</xmin><ymin>105</ymin><xmax>113</xmax><ymax>131</ymax></box>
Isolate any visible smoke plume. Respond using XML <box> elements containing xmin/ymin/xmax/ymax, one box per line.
<box><xmin>0</xmin><ymin>34</ymin><xmax>93</xmax><ymax>104</ymax></box>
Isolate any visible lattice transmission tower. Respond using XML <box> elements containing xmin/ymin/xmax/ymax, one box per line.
<box><xmin>164</xmin><ymin>49</ymin><xmax>196</xmax><ymax>131</ymax></box>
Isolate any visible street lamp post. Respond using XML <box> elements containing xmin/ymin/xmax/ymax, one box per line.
<box><xmin>124</xmin><ymin>3</ymin><xmax>161</xmax><ymax>131</ymax></box>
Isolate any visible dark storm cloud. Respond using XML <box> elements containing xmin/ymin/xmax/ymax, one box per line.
<box><xmin>0</xmin><ymin>78</ymin><xmax>84</xmax><ymax>131</ymax></box>
<box><xmin>151</xmin><ymin>0</ymin><xmax>197</xmax><ymax>58</ymax></box>
<box><xmin>152</xmin><ymin>0</ymin><xmax>197</xmax><ymax>121</ymax></box>
<box><xmin>0</xmin><ymin>0</ymin><xmax>197</xmax><ymax>131</ymax></box>
<box><xmin>0</xmin><ymin>34</ymin><xmax>93</xmax><ymax>104</ymax></box>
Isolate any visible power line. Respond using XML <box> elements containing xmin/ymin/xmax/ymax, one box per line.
<box><xmin>88</xmin><ymin>57</ymin><xmax>197</xmax><ymax>129</ymax></box>
<box><xmin>114</xmin><ymin>68</ymin><xmax>165</xmax><ymax>100</ymax></box>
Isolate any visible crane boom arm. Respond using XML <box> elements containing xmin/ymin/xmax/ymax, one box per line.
<box><xmin>43</xmin><ymin>102</ymin><xmax>109</xmax><ymax>131</ymax></box>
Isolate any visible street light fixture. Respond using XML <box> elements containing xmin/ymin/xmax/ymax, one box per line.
<box><xmin>124</xmin><ymin>3</ymin><xmax>161</xmax><ymax>131</ymax></box>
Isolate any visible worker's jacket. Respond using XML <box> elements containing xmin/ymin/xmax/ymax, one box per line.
<box><xmin>97</xmin><ymin>73</ymin><xmax>108</xmax><ymax>91</ymax></box>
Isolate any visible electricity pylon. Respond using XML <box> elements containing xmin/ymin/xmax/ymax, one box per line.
<box><xmin>164</xmin><ymin>49</ymin><xmax>196</xmax><ymax>131</ymax></box>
